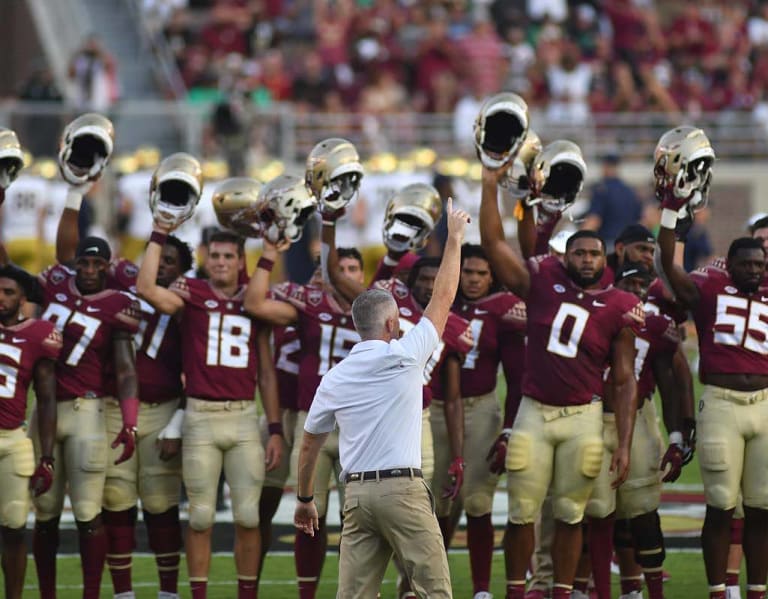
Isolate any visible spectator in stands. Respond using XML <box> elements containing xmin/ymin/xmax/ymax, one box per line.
<box><xmin>457</xmin><ymin>16</ymin><xmax>505</xmax><ymax>97</ymax></box>
<box><xmin>68</xmin><ymin>35</ymin><xmax>120</xmax><ymax>112</ymax></box>
<box><xmin>546</xmin><ymin>41</ymin><xmax>592</xmax><ymax>124</ymax></box>
<box><xmin>527</xmin><ymin>0</ymin><xmax>567</xmax><ymax>24</ymax></box>
<box><xmin>749</xmin><ymin>2</ymin><xmax>768</xmax><ymax>47</ymax></box>
<box><xmin>453</xmin><ymin>80</ymin><xmax>486</xmax><ymax>154</ymax></box>
<box><xmin>292</xmin><ymin>51</ymin><xmax>332</xmax><ymax>112</ymax></box>
<box><xmin>501</xmin><ymin>24</ymin><xmax>535</xmax><ymax>96</ymax></box>
<box><xmin>17</xmin><ymin>66</ymin><xmax>63</xmax><ymax>156</ymax></box>
<box><xmin>414</xmin><ymin>14</ymin><xmax>461</xmax><ymax>112</ymax></box>
<box><xmin>581</xmin><ymin>152</ymin><xmax>642</xmax><ymax>252</ymax></box>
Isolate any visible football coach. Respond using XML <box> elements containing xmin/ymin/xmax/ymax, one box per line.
<box><xmin>294</xmin><ymin>198</ymin><xmax>470</xmax><ymax>598</ymax></box>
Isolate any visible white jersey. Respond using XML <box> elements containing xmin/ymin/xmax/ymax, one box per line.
<box><xmin>118</xmin><ymin>169</ymin><xmax>153</xmax><ymax>239</ymax></box>
<box><xmin>2</xmin><ymin>175</ymin><xmax>48</xmax><ymax>240</ymax></box>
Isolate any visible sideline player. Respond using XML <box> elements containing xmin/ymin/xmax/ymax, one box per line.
<box><xmin>480</xmin><ymin>164</ymin><xmax>643</xmax><ymax>599</ymax></box>
<box><xmin>0</xmin><ymin>266</ymin><xmax>61</xmax><ymax>599</ymax></box>
<box><xmin>137</xmin><ymin>228</ymin><xmax>283</xmax><ymax>599</ymax></box>
<box><xmin>244</xmin><ymin>239</ymin><xmax>362</xmax><ymax>599</ymax></box>
<box><xmin>56</xmin><ymin>194</ymin><xmax>193</xmax><ymax>599</ymax></box>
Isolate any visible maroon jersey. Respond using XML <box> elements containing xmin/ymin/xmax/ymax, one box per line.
<box><xmin>273</xmin><ymin>325</ymin><xmax>301</xmax><ymax>410</ymax></box>
<box><xmin>0</xmin><ymin>319</ymin><xmax>62</xmax><ymax>429</ymax></box>
<box><xmin>107</xmin><ymin>259</ymin><xmax>183</xmax><ymax>403</ymax></box>
<box><xmin>690</xmin><ymin>264</ymin><xmax>768</xmax><ymax>377</ymax></box>
<box><xmin>271</xmin><ymin>282</ymin><xmax>360</xmax><ymax>411</ymax></box>
<box><xmin>170</xmin><ymin>277</ymin><xmax>262</xmax><ymax>400</ymax></box>
<box><xmin>373</xmin><ymin>278</ymin><xmax>474</xmax><ymax>405</ymax></box>
<box><xmin>635</xmin><ymin>313</ymin><xmax>680</xmax><ymax>400</ymax></box>
<box><xmin>646</xmin><ymin>277</ymin><xmax>688</xmax><ymax>324</ymax></box>
<box><xmin>453</xmin><ymin>291</ymin><xmax>527</xmax><ymax>397</ymax></box>
<box><xmin>39</xmin><ymin>265</ymin><xmax>141</xmax><ymax>400</ymax></box>
<box><xmin>523</xmin><ymin>256</ymin><xmax>645</xmax><ymax>406</ymax></box>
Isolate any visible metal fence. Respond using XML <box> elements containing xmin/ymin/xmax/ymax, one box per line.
<box><xmin>2</xmin><ymin>100</ymin><xmax>768</xmax><ymax>165</ymax></box>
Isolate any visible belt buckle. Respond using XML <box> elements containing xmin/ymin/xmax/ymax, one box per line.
<box><xmin>348</xmin><ymin>472</ymin><xmax>361</xmax><ymax>482</ymax></box>
<box><xmin>390</xmin><ymin>469</ymin><xmax>401</xmax><ymax>477</ymax></box>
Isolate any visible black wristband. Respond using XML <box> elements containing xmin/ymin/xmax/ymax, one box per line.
<box><xmin>297</xmin><ymin>494</ymin><xmax>314</xmax><ymax>504</ymax></box>
<box><xmin>268</xmin><ymin>422</ymin><xmax>284</xmax><ymax>437</ymax></box>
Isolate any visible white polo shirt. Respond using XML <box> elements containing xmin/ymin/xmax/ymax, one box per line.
<box><xmin>305</xmin><ymin>316</ymin><xmax>439</xmax><ymax>478</ymax></box>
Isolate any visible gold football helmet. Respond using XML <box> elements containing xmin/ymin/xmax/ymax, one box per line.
<box><xmin>305</xmin><ymin>138</ymin><xmax>364</xmax><ymax>211</ymax></box>
<box><xmin>58</xmin><ymin>113</ymin><xmax>115</xmax><ymax>185</ymax></box>
<box><xmin>0</xmin><ymin>128</ymin><xmax>24</xmax><ymax>189</ymax></box>
<box><xmin>654</xmin><ymin>126</ymin><xmax>715</xmax><ymax>204</ymax></box>
<box><xmin>473</xmin><ymin>92</ymin><xmax>529</xmax><ymax>169</ymax></box>
<box><xmin>382</xmin><ymin>183</ymin><xmax>442</xmax><ymax>252</ymax></box>
<box><xmin>500</xmin><ymin>129</ymin><xmax>542</xmax><ymax>198</ymax></box>
<box><xmin>149</xmin><ymin>153</ymin><xmax>204</xmax><ymax>229</ymax></box>
<box><xmin>527</xmin><ymin>140</ymin><xmax>587</xmax><ymax>214</ymax></box>
<box><xmin>260</xmin><ymin>173</ymin><xmax>317</xmax><ymax>243</ymax></box>
<box><xmin>212</xmin><ymin>177</ymin><xmax>265</xmax><ymax>238</ymax></box>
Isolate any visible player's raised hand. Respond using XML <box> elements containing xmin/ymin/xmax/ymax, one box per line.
<box><xmin>446</xmin><ymin>197</ymin><xmax>470</xmax><ymax>242</ymax></box>
<box><xmin>481</xmin><ymin>164</ymin><xmax>508</xmax><ymax>188</ymax></box>
<box><xmin>262</xmin><ymin>236</ymin><xmax>291</xmax><ymax>258</ymax></box>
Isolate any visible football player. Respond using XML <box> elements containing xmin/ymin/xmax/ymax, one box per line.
<box><xmin>245</xmin><ymin>238</ymin><xmax>362</xmax><ymax>599</ymax></box>
<box><xmin>137</xmin><ymin>218</ymin><xmax>283</xmax><ymax>599</ymax></box>
<box><xmin>576</xmin><ymin>261</ymin><xmax>690</xmax><ymax>599</ymax></box>
<box><xmin>56</xmin><ymin>156</ymin><xmax>196</xmax><ymax>599</ymax></box>
<box><xmin>480</xmin><ymin>163</ymin><xmax>644</xmax><ymax>599</ymax></box>
<box><xmin>450</xmin><ymin>243</ymin><xmax>526</xmax><ymax>599</ymax></box>
<box><xmin>29</xmin><ymin>235</ymin><xmax>141</xmax><ymax>599</ymax></box>
<box><xmin>0</xmin><ymin>266</ymin><xmax>61</xmax><ymax>599</ymax></box>
<box><xmin>656</xmin><ymin>127</ymin><xmax>768</xmax><ymax>599</ymax></box>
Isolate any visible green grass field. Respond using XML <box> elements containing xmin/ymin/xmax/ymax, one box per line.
<box><xmin>25</xmin><ymin>550</ymin><xmax>715</xmax><ymax>598</ymax></box>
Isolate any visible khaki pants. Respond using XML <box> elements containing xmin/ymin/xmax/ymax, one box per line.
<box><xmin>506</xmin><ymin>396</ymin><xmax>603</xmax><ymax>525</ymax></box>
<box><xmin>338</xmin><ymin>476</ymin><xmax>452</xmax><ymax>598</ymax></box>
<box><xmin>586</xmin><ymin>401</ymin><xmax>664</xmax><ymax>519</ymax></box>
<box><xmin>0</xmin><ymin>427</ymin><xmax>34</xmax><ymax>528</ymax></box>
<box><xmin>431</xmin><ymin>392</ymin><xmax>501</xmax><ymax>517</ymax></box>
<box><xmin>31</xmin><ymin>398</ymin><xmax>108</xmax><ymax>523</ymax></box>
<box><xmin>183</xmin><ymin>398</ymin><xmax>265</xmax><ymax>530</ymax></box>
<box><xmin>698</xmin><ymin>385</ymin><xmax>768</xmax><ymax>510</ymax></box>
<box><xmin>103</xmin><ymin>399</ymin><xmax>182</xmax><ymax>513</ymax></box>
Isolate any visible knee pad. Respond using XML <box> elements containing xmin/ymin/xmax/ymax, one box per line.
<box><xmin>188</xmin><ymin>502</ymin><xmax>215</xmax><ymax>531</ymax></box>
<box><xmin>1</xmin><ymin>499</ymin><xmax>30</xmax><ymax>530</ymax></box>
<box><xmin>586</xmin><ymin>496</ymin><xmax>614</xmax><ymax>520</ymax></box>
<box><xmin>630</xmin><ymin>512</ymin><xmax>665</xmax><ymax>569</ymax></box>
<box><xmin>232</xmin><ymin>495</ymin><xmax>260</xmax><ymax>528</ymax></box>
<box><xmin>72</xmin><ymin>500</ymin><xmax>102</xmax><ymax>523</ymax></box>
<box><xmin>553</xmin><ymin>496</ymin><xmax>584</xmax><ymax>525</ymax></box>
<box><xmin>102</xmin><ymin>477</ymin><xmax>137</xmax><ymax>512</ymax></box>
<box><xmin>464</xmin><ymin>492</ymin><xmax>493</xmax><ymax>517</ymax></box>
<box><xmin>614</xmin><ymin>518</ymin><xmax>634</xmax><ymax>550</ymax></box>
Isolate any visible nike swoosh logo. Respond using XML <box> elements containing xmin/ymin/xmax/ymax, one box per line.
<box><xmin>592</xmin><ymin>300</ymin><xmax>606</xmax><ymax>307</ymax></box>
<box><xmin>85</xmin><ymin>306</ymin><xmax>100</xmax><ymax>313</ymax></box>
<box><xmin>11</xmin><ymin>338</ymin><xmax>26</xmax><ymax>343</ymax></box>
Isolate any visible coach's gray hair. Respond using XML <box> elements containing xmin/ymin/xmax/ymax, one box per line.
<box><xmin>352</xmin><ymin>289</ymin><xmax>397</xmax><ymax>340</ymax></box>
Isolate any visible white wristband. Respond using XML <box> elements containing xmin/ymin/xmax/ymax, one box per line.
<box><xmin>65</xmin><ymin>189</ymin><xmax>84</xmax><ymax>211</ymax></box>
<box><xmin>669</xmin><ymin>431</ymin><xmax>683</xmax><ymax>447</ymax></box>
<box><xmin>660</xmin><ymin>208</ymin><xmax>678</xmax><ymax>230</ymax></box>
<box><xmin>383</xmin><ymin>255</ymin><xmax>399</xmax><ymax>266</ymax></box>
<box><xmin>157</xmin><ymin>408</ymin><xmax>185</xmax><ymax>440</ymax></box>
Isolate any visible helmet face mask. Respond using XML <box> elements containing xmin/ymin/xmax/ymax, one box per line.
<box><xmin>58</xmin><ymin>113</ymin><xmax>115</xmax><ymax>185</ymax></box>
<box><xmin>306</xmin><ymin>138</ymin><xmax>364</xmax><ymax>211</ymax></box>
<box><xmin>473</xmin><ymin>92</ymin><xmax>530</xmax><ymax>169</ymax></box>
<box><xmin>654</xmin><ymin>126</ymin><xmax>715</xmax><ymax>205</ymax></box>
<box><xmin>382</xmin><ymin>183</ymin><xmax>442</xmax><ymax>252</ymax></box>
<box><xmin>149</xmin><ymin>153</ymin><xmax>203</xmax><ymax>229</ymax></box>
<box><xmin>500</xmin><ymin>129</ymin><xmax>542</xmax><ymax>198</ymax></box>
<box><xmin>527</xmin><ymin>140</ymin><xmax>586</xmax><ymax>214</ymax></box>
<box><xmin>261</xmin><ymin>174</ymin><xmax>317</xmax><ymax>244</ymax></box>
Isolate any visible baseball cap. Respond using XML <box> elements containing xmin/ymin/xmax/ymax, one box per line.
<box><xmin>75</xmin><ymin>236</ymin><xmax>111</xmax><ymax>261</ymax></box>
<box><xmin>615</xmin><ymin>224</ymin><xmax>654</xmax><ymax>246</ymax></box>
<box><xmin>548</xmin><ymin>229</ymin><xmax>575</xmax><ymax>255</ymax></box>
<box><xmin>614</xmin><ymin>261</ymin><xmax>653</xmax><ymax>284</ymax></box>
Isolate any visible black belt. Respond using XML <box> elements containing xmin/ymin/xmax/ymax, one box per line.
<box><xmin>345</xmin><ymin>467</ymin><xmax>422</xmax><ymax>483</ymax></box>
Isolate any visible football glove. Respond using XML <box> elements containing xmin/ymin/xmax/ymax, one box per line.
<box><xmin>442</xmin><ymin>456</ymin><xmax>465</xmax><ymax>500</ymax></box>
<box><xmin>29</xmin><ymin>456</ymin><xmax>54</xmax><ymax>497</ymax></box>
<box><xmin>486</xmin><ymin>428</ymin><xmax>512</xmax><ymax>475</ymax></box>
<box><xmin>660</xmin><ymin>432</ymin><xmax>684</xmax><ymax>482</ymax></box>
